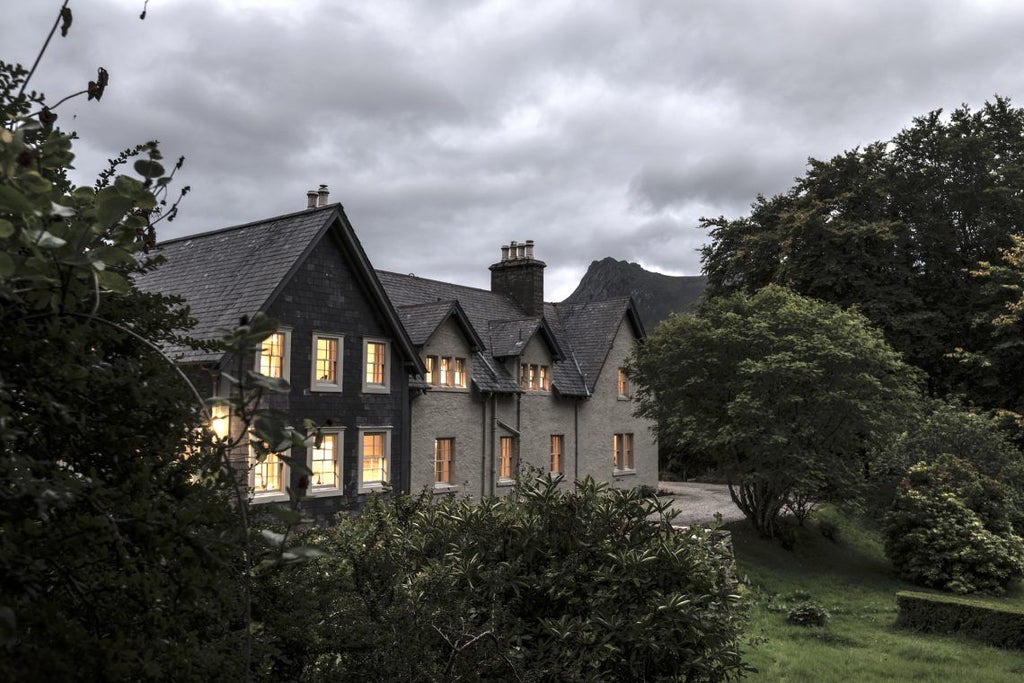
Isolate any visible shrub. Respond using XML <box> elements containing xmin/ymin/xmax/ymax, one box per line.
<box><xmin>787</xmin><ymin>602</ymin><xmax>831</xmax><ymax>627</ymax></box>
<box><xmin>895</xmin><ymin>591</ymin><xmax>1024</xmax><ymax>650</ymax></box>
<box><xmin>884</xmin><ymin>456</ymin><xmax>1024</xmax><ymax>593</ymax></box>
<box><xmin>255</xmin><ymin>476</ymin><xmax>749</xmax><ymax>682</ymax></box>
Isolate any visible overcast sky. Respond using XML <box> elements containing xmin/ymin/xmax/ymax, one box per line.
<box><xmin>8</xmin><ymin>0</ymin><xmax>1024</xmax><ymax>299</ymax></box>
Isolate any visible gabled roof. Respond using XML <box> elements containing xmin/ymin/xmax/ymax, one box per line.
<box><xmin>135</xmin><ymin>204</ymin><xmax>423</xmax><ymax>374</ymax></box>
<box><xmin>487</xmin><ymin>318</ymin><xmax>563</xmax><ymax>359</ymax></box>
<box><xmin>396</xmin><ymin>300</ymin><xmax>484</xmax><ymax>351</ymax></box>
<box><xmin>548</xmin><ymin>297</ymin><xmax>645</xmax><ymax>393</ymax></box>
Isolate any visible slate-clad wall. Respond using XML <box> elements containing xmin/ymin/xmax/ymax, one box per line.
<box><xmin>264</xmin><ymin>230</ymin><xmax>410</xmax><ymax>524</ymax></box>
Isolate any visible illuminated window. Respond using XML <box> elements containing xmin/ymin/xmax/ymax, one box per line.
<box><xmin>249</xmin><ymin>442</ymin><xmax>289</xmax><ymax>501</ymax></box>
<box><xmin>359</xmin><ymin>428</ymin><xmax>390</xmax><ymax>491</ymax></box>
<box><xmin>434</xmin><ymin>438</ymin><xmax>455</xmax><ymax>485</ymax></box>
<box><xmin>425</xmin><ymin>356</ymin><xmax>437</xmax><ymax>384</ymax></box>
<box><xmin>520</xmin><ymin>363</ymin><xmax>549</xmax><ymax>391</ymax></box>
<box><xmin>362</xmin><ymin>339</ymin><xmax>390</xmax><ymax>393</ymax></box>
<box><xmin>439</xmin><ymin>356</ymin><xmax>450</xmax><ymax>386</ymax></box>
<box><xmin>210</xmin><ymin>404</ymin><xmax>230</xmax><ymax>441</ymax></box>
<box><xmin>550</xmin><ymin>434</ymin><xmax>564</xmax><ymax>474</ymax></box>
<box><xmin>310</xmin><ymin>432</ymin><xmax>340</xmax><ymax>490</ymax></box>
<box><xmin>311</xmin><ymin>334</ymin><xmax>342</xmax><ymax>391</ymax></box>
<box><xmin>258</xmin><ymin>330</ymin><xmax>290</xmax><ymax>379</ymax></box>
<box><xmin>453</xmin><ymin>358</ymin><xmax>466</xmax><ymax>388</ymax></box>
<box><xmin>617</xmin><ymin>368</ymin><xmax>631</xmax><ymax>398</ymax></box>
<box><xmin>613</xmin><ymin>433</ymin><xmax>634</xmax><ymax>471</ymax></box>
<box><xmin>499</xmin><ymin>436</ymin><xmax>517</xmax><ymax>481</ymax></box>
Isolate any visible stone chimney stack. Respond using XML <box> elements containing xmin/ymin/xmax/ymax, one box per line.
<box><xmin>317</xmin><ymin>184</ymin><xmax>330</xmax><ymax>207</ymax></box>
<box><xmin>490</xmin><ymin>239</ymin><xmax>546</xmax><ymax>317</ymax></box>
<box><xmin>306</xmin><ymin>190</ymin><xmax>318</xmax><ymax>209</ymax></box>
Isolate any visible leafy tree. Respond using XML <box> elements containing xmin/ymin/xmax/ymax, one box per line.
<box><xmin>885</xmin><ymin>456</ymin><xmax>1024</xmax><ymax>594</ymax></box>
<box><xmin>699</xmin><ymin>98</ymin><xmax>1024</xmax><ymax>405</ymax></box>
<box><xmin>255</xmin><ymin>477</ymin><xmax>749</xmax><ymax>682</ymax></box>
<box><xmin>628</xmin><ymin>285</ymin><xmax>923</xmax><ymax>539</ymax></box>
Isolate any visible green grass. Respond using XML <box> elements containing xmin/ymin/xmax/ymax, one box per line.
<box><xmin>730</xmin><ymin>507</ymin><xmax>1024</xmax><ymax>681</ymax></box>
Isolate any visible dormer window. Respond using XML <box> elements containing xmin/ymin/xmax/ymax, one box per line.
<box><xmin>424</xmin><ymin>355</ymin><xmax>468</xmax><ymax>389</ymax></box>
<box><xmin>520</xmin><ymin>363</ymin><xmax>550</xmax><ymax>391</ymax></box>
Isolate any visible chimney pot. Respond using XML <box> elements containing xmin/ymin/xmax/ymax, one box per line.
<box><xmin>306</xmin><ymin>190</ymin><xmax>318</xmax><ymax>209</ymax></box>
<box><xmin>510</xmin><ymin>240</ymin><xmax>518</xmax><ymax>260</ymax></box>
<box><xmin>500</xmin><ymin>245</ymin><xmax>510</xmax><ymax>261</ymax></box>
<box><xmin>317</xmin><ymin>184</ymin><xmax>329</xmax><ymax>207</ymax></box>
<box><xmin>525</xmin><ymin>240</ymin><xmax>534</xmax><ymax>259</ymax></box>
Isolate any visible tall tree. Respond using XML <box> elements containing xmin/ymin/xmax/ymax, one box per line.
<box><xmin>628</xmin><ymin>285</ymin><xmax>923</xmax><ymax>538</ymax></box>
<box><xmin>700</xmin><ymin>98</ymin><xmax>1024</xmax><ymax>406</ymax></box>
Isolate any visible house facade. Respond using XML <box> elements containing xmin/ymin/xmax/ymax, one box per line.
<box><xmin>137</xmin><ymin>192</ymin><xmax>656</xmax><ymax>518</ymax></box>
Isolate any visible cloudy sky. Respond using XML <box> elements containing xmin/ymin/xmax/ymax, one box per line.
<box><xmin>8</xmin><ymin>0</ymin><xmax>1024</xmax><ymax>298</ymax></box>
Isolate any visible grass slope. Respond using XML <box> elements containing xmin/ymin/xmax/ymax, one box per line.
<box><xmin>730</xmin><ymin>507</ymin><xmax>1024</xmax><ymax>681</ymax></box>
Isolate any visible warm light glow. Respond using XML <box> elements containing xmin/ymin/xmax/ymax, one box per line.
<box><xmin>520</xmin><ymin>363</ymin><xmax>549</xmax><ymax>391</ymax></box>
<box><xmin>499</xmin><ymin>436</ymin><xmax>516</xmax><ymax>479</ymax></box>
<box><xmin>539</xmin><ymin>365</ymin><xmax>549</xmax><ymax>391</ymax></box>
<box><xmin>425</xmin><ymin>355</ymin><xmax>436</xmax><ymax>384</ymax></box>
<box><xmin>316</xmin><ymin>337</ymin><xmax>338</xmax><ymax>383</ymax></box>
<box><xmin>312</xmin><ymin>434</ymin><xmax>338</xmax><ymax>488</ymax></box>
<box><xmin>614</xmin><ymin>433</ymin><xmax>634</xmax><ymax>470</ymax></box>
<box><xmin>434</xmin><ymin>438</ymin><xmax>454</xmax><ymax>484</ymax></box>
<box><xmin>550</xmin><ymin>434</ymin><xmax>563</xmax><ymax>473</ymax></box>
<box><xmin>253</xmin><ymin>453</ymin><xmax>283</xmax><ymax>492</ymax></box>
<box><xmin>454</xmin><ymin>358</ymin><xmax>466</xmax><ymax>388</ymax></box>
<box><xmin>617</xmin><ymin>368</ymin><xmax>630</xmax><ymax>397</ymax></box>
<box><xmin>362</xmin><ymin>431</ymin><xmax>387</xmax><ymax>484</ymax></box>
<box><xmin>260</xmin><ymin>332</ymin><xmax>286</xmax><ymax>377</ymax></box>
<box><xmin>210</xmin><ymin>405</ymin><xmax>230</xmax><ymax>440</ymax></box>
<box><xmin>365</xmin><ymin>341</ymin><xmax>386</xmax><ymax>385</ymax></box>
<box><xmin>440</xmin><ymin>356</ymin><xmax>450</xmax><ymax>386</ymax></box>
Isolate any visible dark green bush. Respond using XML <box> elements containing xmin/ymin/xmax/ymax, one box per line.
<box><xmin>884</xmin><ymin>456</ymin><xmax>1024</xmax><ymax>594</ymax></box>
<box><xmin>786</xmin><ymin>602</ymin><xmax>831</xmax><ymax>627</ymax></box>
<box><xmin>255</xmin><ymin>476</ymin><xmax>749</xmax><ymax>682</ymax></box>
<box><xmin>895</xmin><ymin>591</ymin><xmax>1024</xmax><ymax>649</ymax></box>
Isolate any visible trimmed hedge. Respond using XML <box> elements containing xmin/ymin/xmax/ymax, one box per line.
<box><xmin>895</xmin><ymin>591</ymin><xmax>1024</xmax><ymax>649</ymax></box>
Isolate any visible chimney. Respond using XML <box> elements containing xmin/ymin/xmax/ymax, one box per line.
<box><xmin>317</xmin><ymin>184</ymin><xmax>330</xmax><ymax>207</ymax></box>
<box><xmin>489</xmin><ymin>239</ymin><xmax>546</xmax><ymax>317</ymax></box>
<box><xmin>306</xmin><ymin>190</ymin><xmax>318</xmax><ymax>209</ymax></box>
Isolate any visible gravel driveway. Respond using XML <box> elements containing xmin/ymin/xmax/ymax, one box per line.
<box><xmin>655</xmin><ymin>481</ymin><xmax>746</xmax><ymax>526</ymax></box>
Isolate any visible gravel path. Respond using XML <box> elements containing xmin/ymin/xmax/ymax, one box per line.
<box><xmin>655</xmin><ymin>481</ymin><xmax>746</xmax><ymax>526</ymax></box>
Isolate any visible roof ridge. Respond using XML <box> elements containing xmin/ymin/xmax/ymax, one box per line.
<box><xmin>155</xmin><ymin>204</ymin><xmax>340</xmax><ymax>247</ymax></box>
<box><xmin>376</xmin><ymin>270</ymin><xmax>499</xmax><ymax>297</ymax></box>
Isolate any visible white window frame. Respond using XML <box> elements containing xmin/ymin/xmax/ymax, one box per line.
<box><xmin>434</xmin><ymin>437</ymin><xmax>456</xmax><ymax>491</ymax></box>
<box><xmin>613</xmin><ymin>432</ymin><xmax>635</xmax><ymax>475</ymax></box>
<box><xmin>307</xmin><ymin>428</ymin><xmax>344</xmax><ymax>496</ymax></box>
<box><xmin>255</xmin><ymin>328</ymin><xmax>292</xmax><ymax>381</ymax></box>
<box><xmin>362</xmin><ymin>338</ymin><xmax>391</xmax><ymax>394</ymax></box>
<box><xmin>249</xmin><ymin>442</ymin><xmax>290</xmax><ymax>503</ymax></box>
<box><xmin>358</xmin><ymin>427</ymin><xmax>392</xmax><ymax>493</ymax></box>
<box><xmin>310</xmin><ymin>333</ymin><xmax>344</xmax><ymax>392</ymax></box>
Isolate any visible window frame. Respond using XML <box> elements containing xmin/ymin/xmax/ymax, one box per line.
<box><xmin>434</xmin><ymin>437</ymin><xmax>456</xmax><ymax>489</ymax></box>
<box><xmin>498</xmin><ymin>435</ymin><xmax>518</xmax><ymax>485</ymax></box>
<box><xmin>617</xmin><ymin>368</ymin><xmax>631</xmax><ymax>399</ymax></box>
<box><xmin>362</xmin><ymin>338</ymin><xmax>391</xmax><ymax>394</ymax></box>
<box><xmin>311</xmin><ymin>333</ymin><xmax>344</xmax><ymax>392</ymax></box>
<box><xmin>256</xmin><ymin>328</ymin><xmax>292</xmax><ymax>381</ymax></box>
<box><xmin>249</xmin><ymin>442</ymin><xmax>290</xmax><ymax>503</ymax></box>
<box><xmin>550</xmin><ymin>434</ymin><xmax>564</xmax><ymax>474</ymax></box>
<box><xmin>519</xmin><ymin>363</ymin><xmax>550</xmax><ymax>392</ymax></box>
<box><xmin>613</xmin><ymin>432</ymin><xmax>635</xmax><ymax>475</ymax></box>
<box><xmin>307</xmin><ymin>429</ymin><xmax>344</xmax><ymax>496</ymax></box>
<box><xmin>358</xmin><ymin>427</ymin><xmax>392</xmax><ymax>493</ymax></box>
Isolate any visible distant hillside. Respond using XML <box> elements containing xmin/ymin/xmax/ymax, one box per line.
<box><xmin>562</xmin><ymin>258</ymin><xmax>706</xmax><ymax>331</ymax></box>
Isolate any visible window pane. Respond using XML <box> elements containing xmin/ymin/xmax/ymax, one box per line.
<box><xmin>500</xmin><ymin>436</ymin><xmax>516</xmax><ymax>479</ymax></box>
<box><xmin>253</xmin><ymin>453</ymin><xmax>282</xmax><ymax>492</ymax></box>
<box><xmin>434</xmin><ymin>438</ymin><xmax>454</xmax><ymax>484</ymax></box>
<box><xmin>550</xmin><ymin>435</ymin><xmax>563</xmax><ymax>473</ymax></box>
<box><xmin>440</xmin><ymin>357</ymin><xmax>450</xmax><ymax>386</ymax></box>
<box><xmin>316</xmin><ymin>337</ymin><xmax>338</xmax><ymax>383</ymax></box>
<box><xmin>454</xmin><ymin>358</ymin><xmax>466</xmax><ymax>388</ymax></box>
<box><xmin>366</xmin><ymin>342</ymin><xmax>385</xmax><ymax>384</ymax></box>
<box><xmin>312</xmin><ymin>433</ymin><xmax>338</xmax><ymax>488</ymax></box>
<box><xmin>520</xmin><ymin>364</ymin><xmax>529</xmax><ymax>390</ymax></box>
<box><xmin>425</xmin><ymin>356</ymin><xmax>436</xmax><ymax>384</ymax></box>
<box><xmin>362</xmin><ymin>432</ymin><xmax>387</xmax><ymax>483</ymax></box>
<box><xmin>540</xmin><ymin>366</ymin><xmax>549</xmax><ymax>391</ymax></box>
<box><xmin>259</xmin><ymin>332</ymin><xmax>285</xmax><ymax>378</ymax></box>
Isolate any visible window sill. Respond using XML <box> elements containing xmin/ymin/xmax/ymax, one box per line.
<box><xmin>359</xmin><ymin>483</ymin><xmax>388</xmax><ymax>495</ymax></box>
<box><xmin>306</xmin><ymin>486</ymin><xmax>343</xmax><ymax>498</ymax></box>
<box><xmin>617</xmin><ymin>395</ymin><xmax>632</xmax><ymax>401</ymax></box>
<box><xmin>429</xmin><ymin>386</ymin><xmax>470</xmax><ymax>392</ymax></box>
<box><xmin>432</xmin><ymin>483</ymin><xmax>458</xmax><ymax>493</ymax></box>
<box><xmin>496</xmin><ymin>478</ymin><xmax>515</xmax><ymax>488</ymax></box>
<box><xmin>613</xmin><ymin>468</ymin><xmax>636</xmax><ymax>478</ymax></box>
<box><xmin>251</xmin><ymin>491</ymin><xmax>290</xmax><ymax>504</ymax></box>
<box><xmin>362</xmin><ymin>384</ymin><xmax>391</xmax><ymax>395</ymax></box>
<box><xmin>311</xmin><ymin>384</ymin><xmax>344</xmax><ymax>393</ymax></box>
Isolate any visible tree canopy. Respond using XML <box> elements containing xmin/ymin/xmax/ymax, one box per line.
<box><xmin>628</xmin><ymin>285</ymin><xmax>923</xmax><ymax>538</ymax></box>
<box><xmin>699</xmin><ymin>97</ymin><xmax>1024</xmax><ymax>409</ymax></box>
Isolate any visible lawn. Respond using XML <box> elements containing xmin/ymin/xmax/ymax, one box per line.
<box><xmin>728</xmin><ymin>507</ymin><xmax>1024</xmax><ymax>681</ymax></box>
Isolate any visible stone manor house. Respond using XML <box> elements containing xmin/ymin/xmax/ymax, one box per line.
<box><xmin>137</xmin><ymin>189</ymin><xmax>656</xmax><ymax>521</ymax></box>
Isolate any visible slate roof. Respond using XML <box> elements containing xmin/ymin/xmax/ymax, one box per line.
<box><xmin>135</xmin><ymin>204</ymin><xmax>422</xmax><ymax>374</ymax></box>
<box><xmin>548</xmin><ymin>297</ymin><xmax>645</xmax><ymax>393</ymax></box>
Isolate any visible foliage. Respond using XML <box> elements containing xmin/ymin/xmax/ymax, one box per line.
<box><xmin>628</xmin><ymin>285</ymin><xmax>923</xmax><ymax>539</ymax></box>
<box><xmin>895</xmin><ymin>591</ymin><xmax>1024</xmax><ymax>650</ymax></box>
<box><xmin>255</xmin><ymin>477</ymin><xmax>750</xmax><ymax>682</ymax></box>
<box><xmin>884</xmin><ymin>456</ymin><xmax>1024</xmax><ymax>594</ymax></box>
<box><xmin>786</xmin><ymin>603</ymin><xmax>831</xmax><ymax>627</ymax></box>
<box><xmin>699</xmin><ymin>98</ymin><xmax>1024</xmax><ymax>409</ymax></box>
